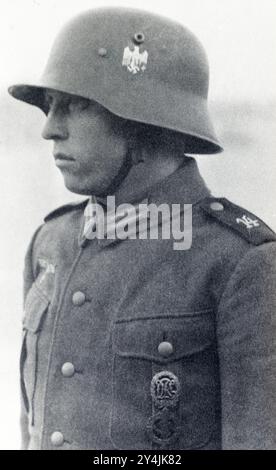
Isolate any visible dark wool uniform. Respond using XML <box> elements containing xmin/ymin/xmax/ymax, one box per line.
<box><xmin>8</xmin><ymin>6</ymin><xmax>276</xmax><ymax>451</ymax></box>
<box><xmin>20</xmin><ymin>158</ymin><xmax>276</xmax><ymax>450</ymax></box>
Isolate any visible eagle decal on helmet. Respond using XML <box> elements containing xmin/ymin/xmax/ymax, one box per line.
<box><xmin>122</xmin><ymin>45</ymin><xmax>148</xmax><ymax>74</ymax></box>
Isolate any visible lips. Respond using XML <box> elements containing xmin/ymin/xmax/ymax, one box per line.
<box><xmin>54</xmin><ymin>153</ymin><xmax>75</xmax><ymax>162</ymax></box>
<box><xmin>54</xmin><ymin>153</ymin><xmax>76</xmax><ymax>168</ymax></box>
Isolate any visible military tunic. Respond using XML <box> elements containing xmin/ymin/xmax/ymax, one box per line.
<box><xmin>20</xmin><ymin>158</ymin><xmax>276</xmax><ymax>450</ymax></box>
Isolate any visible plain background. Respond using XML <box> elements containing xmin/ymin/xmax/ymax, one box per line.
<box><xmin>0</xmin><ymin>0</ymin><xmax>275</xmax><ymax>449</ymax></box>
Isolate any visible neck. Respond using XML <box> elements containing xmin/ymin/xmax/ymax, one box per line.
<box><xmin>113</xmin><ymin>148</ymin><xmax>185</xmax><ymax>205</ymax></box>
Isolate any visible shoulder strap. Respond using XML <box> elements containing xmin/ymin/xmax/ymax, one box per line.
<box><xmin>200</xmin><ymin>197</ymin><xmax>276</xmax><ymax>245</ymax></box>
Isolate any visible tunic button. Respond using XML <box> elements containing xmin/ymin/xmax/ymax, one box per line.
<box><xmin>72</xmin><ymin>291</ymin><xmax>86</xmax><ymax>306</ymax></box>
<box><xmin>50</xmin><ymin>431</ymin><xmax>64</xmax><ymax>447</ymax></box>
<box><xmin>61</xmin><ymin>362</ymin><xmax>75</xmax><ymax>377</ymax></box>
<box><xmin>210</xmin><ymin>201</ymin><xmax>224</xmax><ymax>211</ymax></box>
<box><xmin>98</xmin><ymin>47</ymin><xmax>107</xmax><ymax>57</ymax></box>
<box><xmin>158</xmin><ymin>341</ymin><xmax>174</xmax><ymax>357</ymax></box>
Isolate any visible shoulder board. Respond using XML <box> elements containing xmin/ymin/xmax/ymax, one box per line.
<box><xmin>199</xmin><ymin>197</ymin><xmax>276</xmax><ymax>245</ymax></box>
<box><xmin>44</xmin><ymin>199</ymin><xmax>89</xmax><ymax>222</ymax></box>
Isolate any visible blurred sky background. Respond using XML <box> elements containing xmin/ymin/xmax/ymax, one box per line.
<box><xmin>0</xmin><ymin>0</ymin><xmax>276</xmax><ymax>449</ymax></box>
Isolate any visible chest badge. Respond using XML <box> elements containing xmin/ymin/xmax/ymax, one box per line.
<box><xmin>147</xmin><ymin>371</ymin><xmax>181</xmax><ymax>446</ymax></box>
<box><xmin>236</xmin><ymin>215</ymin><xmax>260</xmax><ymax>229</ymax></box>
<box><xmin>122</xmin><ymin>45</ymin><xmax>148</xmax><ymax>74</ymax></box>
<box><xmin>150</xmin><ymin>370</ymin><xmax>180</xmax><ymax>409</ymax></box>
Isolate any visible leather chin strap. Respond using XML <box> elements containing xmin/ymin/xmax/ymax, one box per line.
<box><xmin>101</xmin><ymin>149</ymin><xmax>133</xmax><ymax>197</ymax></box>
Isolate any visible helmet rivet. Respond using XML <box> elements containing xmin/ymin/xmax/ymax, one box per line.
<box><xmin>133</xmin><ymin>32</ymin><xmax>145</xmax><ymax>44</ymax></box>
<box><xmin>98</xmin><ymin>47</ymin><xmax>107</xmax><ymax>57</ymax></box>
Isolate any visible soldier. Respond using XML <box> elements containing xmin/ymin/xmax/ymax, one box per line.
<box><xmin>9</xmin><ymin>7</ymin><xmax>276</xmax><ymax>450</ymax></box>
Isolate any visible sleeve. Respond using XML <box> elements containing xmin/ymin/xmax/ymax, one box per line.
<box><xmin>216</xmin><ymin>241</ymin><xmax>276</xmax><ymax>450</ymax></box>
<box><xmin>20</xmin><ymin>225</ymin><xmax>43</xmax><ymax>450</ymax></box>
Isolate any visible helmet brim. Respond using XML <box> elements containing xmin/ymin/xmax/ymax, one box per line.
<box><xmin>8</xmin><ymin>82</ymin><xmax>223</xmax><ymax>155</ymax></box>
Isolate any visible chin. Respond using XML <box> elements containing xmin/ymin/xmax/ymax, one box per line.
<box><xmin>64</xmin><ymin>181</ymin><xmax>93</xmax><ymax>196</ymax></box>
<box><xmin>62</xmin><ymin>175</ymin><xmax>106</xmax><ymax>196</ymax></box>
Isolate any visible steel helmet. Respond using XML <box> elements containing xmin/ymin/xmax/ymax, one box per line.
<box><xmin>8</xmin><ymin>7</ymin><xmax>223</xmax><ymax>154</ymax></box>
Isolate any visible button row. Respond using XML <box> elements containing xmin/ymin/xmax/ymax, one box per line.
<box><xmin>51</xmin><ymin>290</ymin><xmax>85</xmax><ymax>446</ymax></box>
<box><xmin>54</xmin><ymin>290</ymin><xmax>85</xmax><ymax>446</ymax></box>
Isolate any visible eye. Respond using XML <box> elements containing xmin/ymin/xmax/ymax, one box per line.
<box><xmin>68</xmin><ymin>97</ymin><xmax>90</xmax><ymax>113</ymax></box>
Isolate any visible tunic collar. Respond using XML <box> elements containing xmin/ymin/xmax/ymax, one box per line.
<box><xmin>78</xmin><ymin>157</ymin><xmax>210</xmax><ymax>247</ymax></box>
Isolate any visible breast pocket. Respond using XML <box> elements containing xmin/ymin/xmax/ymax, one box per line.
<box><xmin>109</xmin><ymin>312</ymin><xmax>220</xmax><ymax>450</ymax></box>
<box><xmin>20</xmin><ymin>282</ymin><xmax>50</xmax><ymax>425</ymax></box>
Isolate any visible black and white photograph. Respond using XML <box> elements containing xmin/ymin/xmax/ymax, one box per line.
<box><xmin>0</xmin><ymin>0</ymin><xmax>276</xmax><ymax>451</ymax></box>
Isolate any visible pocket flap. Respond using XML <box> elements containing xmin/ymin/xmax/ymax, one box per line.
<box><xmin>23</xmin><ymin>284</ymin><xmax>50</xmax><ymax>333</ymax></box>
<box><xmin>112</xmin><ymin>313</ymin><xmax>214</xmax><ymax>364</ymax></box>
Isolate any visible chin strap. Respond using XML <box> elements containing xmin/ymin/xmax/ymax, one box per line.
<box><xmin>101</xmin><ymin>149</ymin><xmax>134</xmax><ymax>197</ymax></box>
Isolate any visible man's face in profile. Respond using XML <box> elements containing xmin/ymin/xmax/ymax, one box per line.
<box><xmin>42</xmin><ymin>89</ymin><xmax>129</xmax><ymax>196</ymax></box>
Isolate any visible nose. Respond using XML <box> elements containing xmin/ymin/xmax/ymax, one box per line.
<box><xmin>41</xmin><ymin>108</ymin><xmax>69</xmax><ymax>141</ymax></box>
